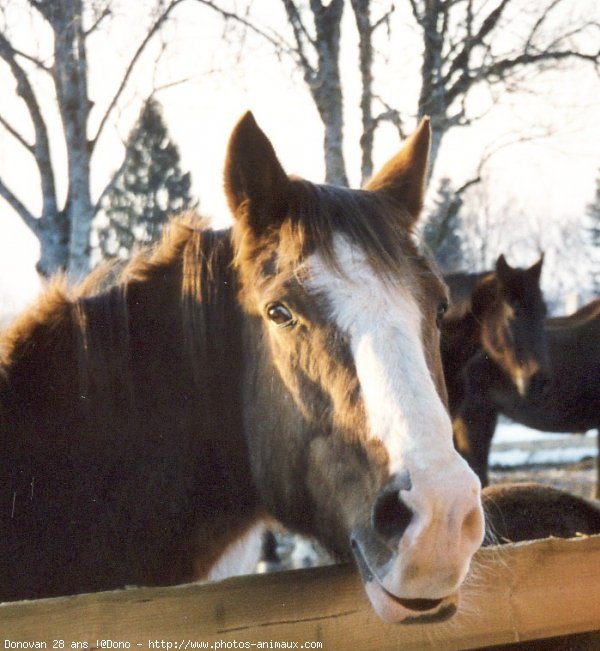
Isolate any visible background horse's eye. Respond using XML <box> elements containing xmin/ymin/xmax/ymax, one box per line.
<box><xmin>436</xmin><ymin>300</ymin><xmax>449</xmax><ymax>327</ymax></box>
<box><xmin>266</xmin><ymin>302</ymin><xmax>295</xmax><ymax>327</ymax></box>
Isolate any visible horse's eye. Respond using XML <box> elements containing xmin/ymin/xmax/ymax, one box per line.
<box><xmin>266</xmin><ymin>302</ymin><xmax>296</xmax><ymax>327</ymax></box>
<box><xmin>436</xmin><ymin>300</ymin><xmax>449</xmax><ymax>327</ymax></box>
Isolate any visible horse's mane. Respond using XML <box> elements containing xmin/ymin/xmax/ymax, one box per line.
<box><xmin>0</xmin><ymin>213</ymin><xmax>238</xmax><ymax>415</ymax></box>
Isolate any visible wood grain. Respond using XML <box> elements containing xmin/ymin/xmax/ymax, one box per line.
<box><xmin>1</xmin><ymin>535</ymin><xmax>599</xmax><ymax>650</ymax></box>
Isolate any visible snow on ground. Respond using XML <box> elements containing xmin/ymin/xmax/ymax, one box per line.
<box><xmin>490</xmin><ymin>420</ymin><xmax>596</xmax><ymax>468</ymax></box>
<box><xmin>494</xmin><ymin>422</ymin><xmax>596</xmax><ymax>444</ymax></box>
<box><xmin>491</xmin><ymin>445</ymin><xmax>597</xmax><ymax>468</ymax></box>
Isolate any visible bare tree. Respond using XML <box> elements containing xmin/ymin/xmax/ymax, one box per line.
<box><xmin>196</xmin><ymin>0</ymin><xmax>600</xmax><ymax>187</ymax></box>
<box><xmin>0</xmin><ymin>0</ymin><xmax>184</xmax><ymax>277</ymax></box>
<box><xmin>458</xmin><ymin>176</ymin><xmax>524</xmax><ymax>271</ymax></box>
<box><xmin>196</xmin><ymin>0</ymin><xmax>348</xmax><ymax>186</ymax></box>
<box><xmin>409</xmin><ymin>0</ymin><xmax>600</xmax><ymax>178</ymax></box>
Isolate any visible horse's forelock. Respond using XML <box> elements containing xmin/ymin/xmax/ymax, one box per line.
<box><xmin>233</xmin><ymin>179</ymin><xmax>420</xmax><ymax>288</ymax></box>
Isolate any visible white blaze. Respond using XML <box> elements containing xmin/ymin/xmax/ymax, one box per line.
<box><xmin>307</xmin><ymin>235</ymin><xmax>484</xmax><ymax>604</ymax></box>
<box><xmin>307</xmin><ymin>236</ymin><xmax>454</xmax><ymax>474</ymax></box>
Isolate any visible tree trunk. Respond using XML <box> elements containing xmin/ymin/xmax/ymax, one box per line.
<box><xmin>314</xmin><ymin>87</ymin><xmax>347</xmax><ymax>187</ymax></box>
<box><xmin>36</xmin><ymin>211</ymin><xmax>70</xmax><ymax>277</ymax></box>
<box><xmin>52</xmin><ymin>0</ymin><xmax>93</xmax><ymax>278</ymax></box>
<box><xmin>307</xmin><ymin>0</ymin><xmax>348</xmax><ymax>187</ymax></box>
<box><xmin>417</xmin><ymin>1</ymin><xmax>446</xmax><ymax>183</ymax></box>
<box><xmin>351</xmin><ymin>0</ymin><xmax>374</xmax><ymax>186</ymax></box>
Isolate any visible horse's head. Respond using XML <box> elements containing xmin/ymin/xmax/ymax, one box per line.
<box><xmin>474</xmin><ymin>254</ymin><xmax>548</xmax><ymax>396</ymax></box>
<box><xmin>225</xmin><ymin>112</ymin><xmax>484</xmax><ymax>623</ymax></box>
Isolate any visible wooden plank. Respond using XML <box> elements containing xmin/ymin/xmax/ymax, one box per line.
<box><xmin>1</xmin><ymin>535</ymin><xmax>599</xmax><ymax>650</ymax></box>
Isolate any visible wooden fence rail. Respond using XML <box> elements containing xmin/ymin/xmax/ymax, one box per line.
<box><xmin>2</xmin><ymin>535</ymin><xmax>600</xmax><ymax>650</ymax></box>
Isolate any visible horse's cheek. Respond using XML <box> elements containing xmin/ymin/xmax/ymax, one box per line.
<box><xmin>306</xmin><ymin>436</ymin><xmax>377</xmax><ymax>529</ymax></box>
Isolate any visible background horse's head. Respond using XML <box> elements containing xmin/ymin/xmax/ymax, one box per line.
<box><xmin>225</xmin><ymin>113</ymin><xmax>484</xmax><ymax>623</ymax></box>
<box><xmin>473</xmin><ymin>254</ymin><xmax>548</xmax><ymax>395</ymax></box>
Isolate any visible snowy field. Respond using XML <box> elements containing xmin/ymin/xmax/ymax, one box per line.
<box><xmin>491</xmin><ymin>421</ymin><xmax>597</xmax><ymax>468</ymax></box>
<box><xmin>490</xmin><ymin>421</ymin><xmax>597</xmax><ymax>501</ymax></box>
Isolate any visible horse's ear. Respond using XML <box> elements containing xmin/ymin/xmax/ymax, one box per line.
<box><xmin>224</xmin><ymin>111</ymin><xmax>289</xmax><ymax>231</ymax></box>
<box><xmin>528</xmin><ymin>253</ymin><xmax>544</xmax><ymax>282</ymax></box>
<box><xmin>496</xmin><ymin>254</ymin><xmax>514</xmax><ymax>282</ymax></box>
<box><xmin>364</xmin><ymin>117</ymin><xmax>431</xmax><ymax>223</ymax></box>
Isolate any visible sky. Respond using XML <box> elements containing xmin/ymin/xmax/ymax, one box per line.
<box><xmin>0</xmin><ymin>0</ymin><xmax>599</xmax><ymax>316</ymax></box>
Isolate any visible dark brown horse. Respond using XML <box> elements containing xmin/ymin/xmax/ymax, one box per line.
<box><xmin>442</xmin><ymin>254</ymin><xmax>547</xmax><ymax>418</ymax></box>
<box><xmin>482</xmin><ymin>483</ymin><xmax>600</xmax><ymax>545</ymax></box>
<box><xmin>0</xmin><ymin>113</ymin><xmax>485</xmax><ymax>623</ymax></box>
<box><xmin>444</xmin><ymin>257</ymin><xmax>600</xmax><ymax>492</ymax></box>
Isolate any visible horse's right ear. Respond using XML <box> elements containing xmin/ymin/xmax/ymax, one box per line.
<box><xmin>224</xmin><ymin>112</ymin><xmax>289</xmax><ymax>232</ymax></box>
<box><xmin>363</xmin><ymin>117</ymin><xmax>430</xmax><ymax>224</ymax></box>
<box><xmin>527</xmin><ymin>253</ymin><xmax>544</xmax><ymax>282</ymax></box>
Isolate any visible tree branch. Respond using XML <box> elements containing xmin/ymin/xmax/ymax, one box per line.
<box><xmin>84</xmin><ymin>3</ymin><xmax>112</xmax><ymax>37</ymax></box>
<box><xmin>442</xmin><ymin>0</ymin><xmax>511</xmax><ymax>87</ymax></box>
<box><xmin>0</xmin><ymin>113</ymin><xmax>34</xmax><ymax>153</ymax></box>
<box><xmin>407</xmin><ymin>0</ymin><xmax>423</xmax><ymax>27</ymax></box>
<box><xmin>481</xmin><ymin>48</ymin><xmax>600</xmax><ymax>81</ymax></box>
<box><xmin>194</xmin><ymin>0</ymin><xmax>295</xmax><ymax>56</ymax></box>
<box><xmin>372</xmin><ymin>5</ymin><xmax>394</xmax><ymax>34</ymax></box>
<box><xmin>90</xmin><ymin>0</ymin><xmax>186</xmax><ymax>152</ymax></box>
<box><xmin>0</xmin><ymin>30</ymin><xmax>57</xmax><ymax>214</ymax></box>
<box><xmin>524</xmin><ymin>0</ymin><xmax>564</xmax><ymax>53</ymax></box>
<box><xmin>9</xmin><ymin>44</ymin><xmax>52</xmax><ymax>73</ymax></box>
<box><xmin>281</xmin><ymin>0</ymin><xmax>317</xmax><ymax>79</ymax></box>
<box><xmin>0</xmin><ymin>178</ymin><xmax>39</xmax><ymax>234</ymax></box>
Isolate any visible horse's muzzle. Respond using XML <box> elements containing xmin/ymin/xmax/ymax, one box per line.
<box><xmin>351</xmin><ymin>532</ymin><xmax>460</xmax><ymax>623</ymax></box>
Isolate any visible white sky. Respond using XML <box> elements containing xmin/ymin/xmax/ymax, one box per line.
<box><xmin>0</xmin><ymin>0</ymin><xmax>599</xmax><ymax>314</ymax></box>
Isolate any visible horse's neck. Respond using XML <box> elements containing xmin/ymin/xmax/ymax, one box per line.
<box><xmin>441</xmin><ymin>312</ymin><xmax>483</xmax><ymax>415</ymax></box>
<box><xmin>443</xmin><ymin>311</ymin><xmax>481</xmax><ymax>363</ymax></box>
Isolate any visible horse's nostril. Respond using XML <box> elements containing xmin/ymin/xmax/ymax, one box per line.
<box><xmin>372</xmin><ymin>483</ymin><xmax>413</xmax><ymax>541</ymax></box>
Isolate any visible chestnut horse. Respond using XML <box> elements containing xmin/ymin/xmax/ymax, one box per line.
<box><xmin>0</xmin><ymin>114</ymin><xmax>484</xmax><ymax>623</ymax></box>
<box><xmin>443</xmin><ymin>256</ymin><xmax>599</xmax><ymax>493</ymax></box>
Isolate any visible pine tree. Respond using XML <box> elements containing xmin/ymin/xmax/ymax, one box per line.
<box><xmin>586</xmin><ymin>170</ymin><xmax>600</xmax><ymax>294</ymax></box>
<box><xmin>95</xmin><ymin>98</ymin><xmax>194</xmax><ymax>261</ymax></box>
<box><xmin>422</xmin><ymin>177</ymin><xmax>464</xmax><ymax>273</ymax></box>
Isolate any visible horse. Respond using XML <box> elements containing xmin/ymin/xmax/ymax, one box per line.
<box><xmin>481</xmin><ymin>483</ymin><xmax>600</xmax><ymax>545</ymax></box>
<box><xmin>444</xmin><ymin>257</ymin><xmax>600</xmax><ymax>493</ymax></box>
<box><xmin>441</xmin><ymin>254</ymin><xmax>547</xmax><ymax>418</ymax></box>
<box><xmin>0</xmin><ymin>113</ymin><xmax>485</xmax><ymax>624</ymax></box>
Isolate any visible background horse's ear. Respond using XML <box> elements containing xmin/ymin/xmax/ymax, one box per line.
<box><xmin>528</xmin><ymin>253</ymin><xmax>544</xmax><ymax>282</ymax></box>
<box><xmin>363</xmin><ymin>117</ymin><xmax>431</xmax><ymax>224</ymax></box>
<box><xmin>495</xmin><ymin>254</ymin><xmax>513</xmax><ymax>282</ymax></box>
<box><xmin>224</xmin><ymin>112</ymin><xmax>289</xmax><ymax>230</ymax></box>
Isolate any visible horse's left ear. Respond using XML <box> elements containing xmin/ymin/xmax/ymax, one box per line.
<box><xmin>364</xmin><ymin>117</ymin><xmax>431</xmax><ymax>224</ymax></box>
<box><xmin>528</xmin><ymin>253</ymin><xmax>544</xmax><ymax>282</ymax></box>
<box><xmin>496</xmin><ymin>254</ymin><xmax>514</xmax><ymax>282</ymax></box>
<box><xmin>224</xmin><ymin>111</ymin><xmax>289</xmax><ymax>231</ymax></box>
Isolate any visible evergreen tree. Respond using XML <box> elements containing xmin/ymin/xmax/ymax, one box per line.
<box><xmin>586</xmin><ymin>170</ymin><xmax>600</xmax><ymax>294</ymax></box>
<box><xmin>95</xmin><ymin>98</ymin><xmax>194</xmax><ymax>261</ymax></box>
<box><xmin>422</xmin><ymin>177</ymin><xmax>464</xmax><ymax>273</ymax></box>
